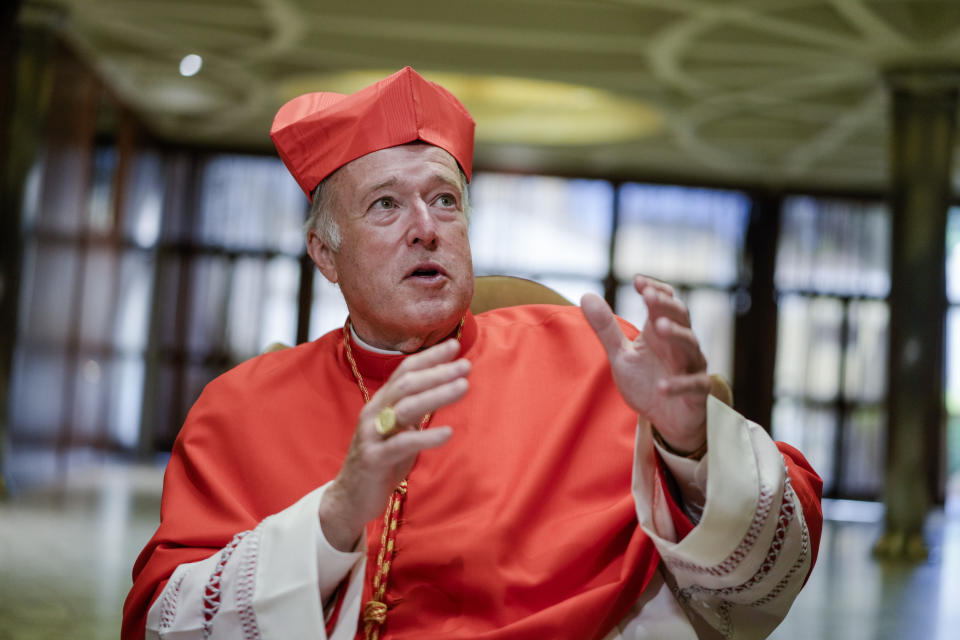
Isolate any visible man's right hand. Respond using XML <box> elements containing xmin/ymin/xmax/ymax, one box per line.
<box><xmin>318</xmin><ymin>339</ymin><xmax>470</xmax><ymax>552</ymax></box>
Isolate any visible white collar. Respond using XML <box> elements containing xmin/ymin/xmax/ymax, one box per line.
<box><xmin>349</xmin><ymin>323</ymin><xmax>404</xmax><ymax>355</ymax></box>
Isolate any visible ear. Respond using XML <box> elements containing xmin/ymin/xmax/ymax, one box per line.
<box><xmin>306</xmin><ymin>228</ymin><xmax>339</xmax><ymax>284</ymax></box>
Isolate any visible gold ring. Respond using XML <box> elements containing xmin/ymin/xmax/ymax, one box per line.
<box><xmin>375</xmin><ymin>406</ymin><xmax>398</xmax><ymax>437</ymax></box>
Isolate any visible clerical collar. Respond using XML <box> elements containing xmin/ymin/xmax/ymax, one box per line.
<box><xmin>349</xmin><ymin>323</ymin><xmax>404</xmax><ymax>355</ymax></box>
<box><xmin>339</xmin><ymin>312</ymin><xmax>477</xmax><ymax>384</ymax></box>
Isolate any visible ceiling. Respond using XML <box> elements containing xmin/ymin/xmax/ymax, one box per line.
<box><xmin>18</xmin><ymin>0</ymin><xmax>960</xmax><ymax>192</ymax></box>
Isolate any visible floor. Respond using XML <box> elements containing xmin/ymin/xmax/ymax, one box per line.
<box><xmin>1</xmin><ymin>459</ymin><xmax>958</xmax><ymax>640</ymax></box>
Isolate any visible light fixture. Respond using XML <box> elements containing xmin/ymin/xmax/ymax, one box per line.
<box><xmin>280</xmin><ymin>71</ymin><xmax>662</xmax><ymax>146</ymax></box>
<box><xmin>179</xmin><ymin>54</ymin><xmax>203</xmax><ymax>77</ymax></box>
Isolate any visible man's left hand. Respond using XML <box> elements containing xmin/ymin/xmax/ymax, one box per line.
<box><xmin>581</xmin><ymin>275</ymin><xmax>710</xmax><ymax>454</ymax></box>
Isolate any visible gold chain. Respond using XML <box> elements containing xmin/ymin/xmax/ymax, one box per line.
<box><xmin>341</xmin><ymin>316</ymin><xmax>464</xmax><ymax>639</ymax></box>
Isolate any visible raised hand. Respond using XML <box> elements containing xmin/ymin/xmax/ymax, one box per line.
<box><xmin>581</xmin><ymin>275</ymin><xmax>710</xmax><ymax>454</ymax></box>
<box><xmin>319</xmin><ymin>339</ymin><xmax>470</xmax><ymax>551</ymax></box>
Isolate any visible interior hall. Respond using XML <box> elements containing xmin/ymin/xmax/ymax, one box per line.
<box><xmin>2</xmin><ymin>1</ymin><xmax>959</xmax><ymax>638</ymax></box>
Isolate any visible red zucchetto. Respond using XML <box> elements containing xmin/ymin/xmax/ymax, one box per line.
<box><xmin>270</xmin><ymin>66</ymin><xmax>476</xmax><ymax>200</ymax></box>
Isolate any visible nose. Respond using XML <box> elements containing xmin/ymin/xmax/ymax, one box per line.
<box><xmin>406</xmin><ymin>198</ymin><xmax>439</xmax><ymax>249</ymax></box>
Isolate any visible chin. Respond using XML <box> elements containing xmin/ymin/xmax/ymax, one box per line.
<box><xmin>409</xmin><ymin>297</ymin><xmax>468</xmax><ymax>331</ymax></box>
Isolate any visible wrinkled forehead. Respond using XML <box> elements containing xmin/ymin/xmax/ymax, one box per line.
<box><xmin>330</xmin><ymin>143</ymin><xmax>466</xmax><ymax>197</ymax></box>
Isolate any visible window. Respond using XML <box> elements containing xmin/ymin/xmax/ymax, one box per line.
<box><xmin>944</xmin><ymin>207</ymin><xmax>960</xmax><ymax>507</ymax></box>
<box><xmin>469</xmin><ymin>172</ymin><xmax>612</xmax><ymax>303</ymax></box>
<box><xmin>615</xmin><ymin>184</ymin><xmax>749</xmax><ymax>381</ymax></box>
<box><xmin>772</xmin><ymin>196</ymin><xmax>891</xmax><ymax>498</ymax></box>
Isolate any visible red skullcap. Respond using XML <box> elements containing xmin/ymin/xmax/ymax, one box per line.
<box><xmin>270</xmin><ymin>67</ymin><xmax>476</xmax><ymax>201</ymax></box>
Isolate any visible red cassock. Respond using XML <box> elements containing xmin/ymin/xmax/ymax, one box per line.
<box><xmin>123</xmin><ymin>305</ymin><xmax>822</xmax><ymax>639</ymax></box>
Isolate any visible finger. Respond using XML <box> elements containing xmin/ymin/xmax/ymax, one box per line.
<box><xmin>643</xmin><ymin>288</ymin><xmax>691</xmax><ymax>328</ymax></box>
<box><xmin>581</xmin><ymin>293</ymin><xmax>629</xmax><ymax>357</ymax></box>
<box><xmin>653</xmin><ymin>317</ymin><xmax>707</xmax><ymax>371</ymax></box>
<box><xmin>378</xmin><ymin>426</ymin><xmax>453</xmax><ymax>464</ymax></box>
<box><xmin>634</xmin><ymin>274</ymin><xmax>675</xmax><ymax>297</ymax></box>
<box><xmin>393</xmin><ymin>377</ymin><xmax>469</xmax><ymax>427</ymax></box>
<box><xmin>381</xmin><ymin>358</ymin><xmax>471</xmax><ymax>409</ymax></box>
<box><xmin>656</xmin><ymin>373</ymin><xmax>712</xmax><ymax>396</ymax></box>
<box><xmin>392</xmin><ymin>338</ymin><xmax>461</xmax><ymax>377</ymax></box>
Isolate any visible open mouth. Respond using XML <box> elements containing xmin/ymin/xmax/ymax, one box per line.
<box><xmin>407</xmin><ymin>263</ymin><xmax>446</xmax><ymax>279</ymax></box>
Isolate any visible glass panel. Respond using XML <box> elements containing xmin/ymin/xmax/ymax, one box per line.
<box><xmin>158</xmin><ymin>153</ymin><xmax>194</xmax><ymax>244</ymax></box>
<box><xmin>948</xmin><ymin>415</ymin><xmax>960</xmax><ymax>510</ymax></box>
<box><xmin>948</xmin><ymin>207</ymin><xmax>960</xmax><ymax>304</ymax></box>
<box><xmin>106</xmin><ymin>355</ymin><xmax>145</xmax><ymax>449</ymax></box>
<box><xmin>950</xmin><ymin>306</ymin><xmax>960</xmax><ymax>508</ymax></box>
<box><xmin>198</xmin><ymin>155</ymin><xmax>305</xmax><ymax>253</ymax></box>
<box><xmin>772</xmin><ymin>398</ymin><xmax>837</xmax><ymax>492</ymax></box>
<box><xmin>19</xmin><ymin>241</ymin><xmax>80</xmax><ymax>343</ymax></box>
<box><xmin>616</xmin><ymin>284</ymin><xmax>649</xmax><ymax>331</ymax></box>
<box><xmin>114</xmin><ymin>250</ymin><xmax>155</xmax><ymax>353</ymax></box>
<box><xmin>775</xmin><ymin>294</ymin><xmax>808</xmax><ymax>397</ymax></box>
<box><xmin>78</xmin><ymin>247</ymin><xmax>118</xmax><ymax>347</ymax></box>
<box><xmin>8</xmin><ymin>346</ymin><xmax>68</xmax><ymax>438</ymax></box>
<box><xmin>840</xmin><ymin>406</ymin><xmax>885</xmax><ymax>496</ymax></box>
<box><xmin>185</xmin><ymin>255</ymin><xmax>231</xmax><ymax>355</ymax></box>
<box><xmin>616</xmin><ymin>285</ymin><xmax>735</xmax><ymax>381</ymax></box>
<box><xmin>775</xmin><ymin>294</ymin><xmax>843</xmax><ymax>401</ymax></box>
<box><xmin>224</xmin><ymin>256</ymin><xmax>300</xmax><ymax>359</ymax></box>
<box><xmin>470</xmin><ymin>173</ymin><xmax>612</xmax><ymax>278</ymax></box>
<box><xmin>225</xmin><ymin>257</ymin><xmax>266</xmax><ymax>359</ymax></box>
<box><xmin>310</xmin><ymin>277</ymin><xmax>349</xmax><ymax>340</ymax></box>
<box><xmin>87</xmin><ymin>146</ymin><xmax>117</xmax><ymax>234</ymax></box>
<box><xmin>259</xmin><ymin>256</ymin><xmax>300</xmax><ymax>352</ymax></box>
<box><xmin>615</xmin><ymin>183</ymin><xmax>748</xmax><ymax>286</ymax></box>
<box><xmin>35</xmin><ymin>145</ymin><xmax>88</xmax><ymax>234</ymax></box>
<box><xmin>687</xmin><ymin>289</ymin><xmax>736</xmax><ymax>382</ymax></box>
<box><xmin>844</xmin><ymin>300</ymin><xmax>889</xmax><ymax>403</ymax></box>
<box><xmin>122</xmin><ymin>150</ymin><xmax>164</xmax><ymax>248</ymax></box>
<box><xmin>776</xmin><ymin>196</ymin><xmax>890</xmax><ymax>296</ymax></box>
<box><xmin>536</xmin><ymin>277</ymin><xmax>603</xmax><ymax>306</ymax></box>
<box><xmin>73</xmin><ymin>355</ymin><xmax>108</xmax><ymax>441</ymax></box>
<box><xmin>946</xmin><ymin>307</ymin><xmax>960</xmax><ymax>418</ymax></box>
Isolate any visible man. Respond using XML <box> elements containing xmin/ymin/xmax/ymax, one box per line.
<box><xmin>123</xmin><ymin>67</ymin><xmax>822</xmax><ymax>639</ymax></box>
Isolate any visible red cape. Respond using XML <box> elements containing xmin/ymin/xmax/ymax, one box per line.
<box><xmin>123</xmin><ymin>306</ymin><xmax>821</xmax><ymax>639</ymax></box>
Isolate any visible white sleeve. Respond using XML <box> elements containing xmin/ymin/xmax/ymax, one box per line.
<box><xmin>145</xmin><ymin>483</ymin><xmax>367</xmax><ymax>640</ymax></box>
<box><xmin>653</xmin><ymin>440</ymin><xmax>707</xmax><ymax>523</ymax></box>
<box><xmin>623</xmin><ymin>395</ymin><xmax>814</xmax><ymax>639</ymax></box>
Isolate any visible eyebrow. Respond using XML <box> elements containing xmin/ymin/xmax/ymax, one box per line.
<box><xmin>362</xmin><ymin>173</ymin><xmax>462</xmax><ymax>199</ymax></box>
<box><xmin>365</xmin><ymin>177</ymin><xmax>399</xmax><ymax>196</ymax></box>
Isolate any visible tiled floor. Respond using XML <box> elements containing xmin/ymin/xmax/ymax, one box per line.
<box><xmin>1</xmin><ymin>460</ymin><xmax>958</xmax><ymax>639</ymax></box>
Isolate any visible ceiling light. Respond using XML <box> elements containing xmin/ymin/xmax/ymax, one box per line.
<box><xmin>179</xmin><ymin>54</ymin><xmax>203</xmax><ymax>77</ymax></box>
<box><xmin>280</xmin><ymin>71</ymin><xmax>662</xmax><ymax>146</ymax></box>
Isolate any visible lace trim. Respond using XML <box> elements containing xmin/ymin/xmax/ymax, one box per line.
<box><xmin>202</xmin><ymin>530</ymin><xmax>250</xmax><ymax>639</ymax></box>
<box><xmin>157</xmin><ymin>570</ymin><xmax>186</xmax><ymax>631</ymax></box>
<box><xmin>680</xmin><ymin>473</ymin><xmax>798</xmax><ymax>602</ymax></box>
<box><xmin>236</xmin><ymin>528</ymin><xmax>263</xmax><ymax>640</ymax></box>
<box><xmin>666</xmin><ymin>480</ymin><xmax>774</xmax><ymax>577</ymax></box>
<box><xmin>672</xmin><ymin>467</ymin><xmax>805</xmax><ymax>639</ymax></box>
<box><xmin>748</xmin><ymin>489</ymin><xmax>810</xmax><ymax>608</ymax></box>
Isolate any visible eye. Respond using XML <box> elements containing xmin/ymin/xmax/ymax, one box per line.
<box><xmin>371</xmin><ymin>196</ymin><xmax>395</xmax><ymax>210</ymax></box>
<box><xmin>436</xmin><ymin>194</ymin><xmax>457</xmax><ymax>207</ymax></box>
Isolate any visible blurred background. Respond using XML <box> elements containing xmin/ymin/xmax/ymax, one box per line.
<box><xmin>2</xmin><ymin>1</ymin><xmax>960</xmax><ymax>638</ymax></box>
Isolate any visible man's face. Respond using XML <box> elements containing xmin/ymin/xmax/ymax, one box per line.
<box><xmin>309</xmin><ymin>144</ymin><xmax>474</xmax><ymax>352</ymax></box>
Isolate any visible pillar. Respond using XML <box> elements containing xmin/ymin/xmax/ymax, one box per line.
<box><xmin>0</xmin><ymin>3</ymin><xmax>56</xmax><ymax>496</ymax></box>
<box><xmin>876</xmin><ymin>69</ymin><xmax>959</xmax><ymax>560</ymax></box>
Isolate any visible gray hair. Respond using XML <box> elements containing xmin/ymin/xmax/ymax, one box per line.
<box><xmin>303</xmin><ymin>169</ymin><xmax>471</xmax><ymax>252</ymax></box>
<box><xmin>304</xmin><ymin>179</ymin><xmax>342</xmax><ymax>250</ymax></box>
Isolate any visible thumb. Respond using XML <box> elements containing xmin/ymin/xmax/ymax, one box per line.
<box><xmin>580</xmin><ymin>293</ymin><xmax>627</xmax><ymax>358</ymax></box>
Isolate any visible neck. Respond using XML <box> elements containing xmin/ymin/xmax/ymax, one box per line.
<box><xmin>349</xmin><ymin>318</ymin><xmax>463</xmax><ymax>353</ymax></box>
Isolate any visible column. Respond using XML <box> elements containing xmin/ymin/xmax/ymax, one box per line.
<box><xmin>876</xmin><ymin>69</ymin><xmax>959</xmax><ymax>560</ymax></box>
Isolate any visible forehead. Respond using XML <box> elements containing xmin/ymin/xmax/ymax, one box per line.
<box><xmin>332</xmin><ymin>144</ymin><xmax>463</xmax><ymax>196</ymax></box>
